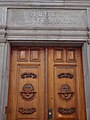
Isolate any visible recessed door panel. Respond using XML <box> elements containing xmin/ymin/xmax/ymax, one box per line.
<box><xmin>17</xmin><ymin>66</ymin><xmax>39</xmax><ymax>119</ymax></box>
<box><xmin>54</xmin><ymin>66</ymin><xmax>77</xmax><ymax>119</ymax></box>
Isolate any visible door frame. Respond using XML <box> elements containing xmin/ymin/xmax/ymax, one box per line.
<box><xmin>1</xmin><ymin>40</ymin><xmax>88</xmax><ymax>120</ymax></box>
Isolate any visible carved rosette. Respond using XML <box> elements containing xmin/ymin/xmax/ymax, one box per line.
<box><xmin>58</xmin><ymin>107</ymin><xmax>76</xmax><ymax>114</ymax></box>
<box><xmin>21</xmin><ymin>72</ymin><xmax>37</xmax><ymax>79</ymax></box>
<box><xmin>20</xmin><ymin>84</ymin><xmax>36</xmax><ymax>101</ymax></box>
<box><xmin>57</xmin><ymin>73</ymin><xmax>73</xmax><ymax>79</ymax></box>
<box><xmin>58</xmin><ymin>84</ymin><xmax>74</xmax><ymax>101</ymax></box>
<box><xmin>18</xmin><ymin>107</ymin><xmax>36</xmax><ymax>114</ymax></box>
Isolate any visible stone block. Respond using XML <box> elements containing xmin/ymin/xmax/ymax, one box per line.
<box><xmin>0</xmin><ymin>43</ymin><xmax>5</xmax><ymax>120</ymax></box>
<box><xmin>0</xmin><ymin>7</ymin><xmax>7</xmax><ymax>28</ymax></box>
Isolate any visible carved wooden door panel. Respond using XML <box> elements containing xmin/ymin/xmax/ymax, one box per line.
<box><xmin>7</xmin><ymin>47</ymin><xmax>86</xmax><ymax>120</ymax></box>
<box><xmin>48</xmin><ymin>47</ymin><xmax>86</xmax><ymax>120</ymax></box>
<box><xmin>7</xmin><ymin>47</ymin><xmax>45</xmax><ymax>120</ymax></box>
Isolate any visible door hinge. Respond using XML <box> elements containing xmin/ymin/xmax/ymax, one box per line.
<box><xmin>5</xmin><ymin>106</ymin><xmax>7</xmax><ymax>114</ymax></box>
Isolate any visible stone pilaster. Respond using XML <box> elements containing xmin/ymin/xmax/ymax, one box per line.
<box><xmin>0</xmin><ymin>7</ymin><xmax>7</xmax><ymax>120</ymax></box>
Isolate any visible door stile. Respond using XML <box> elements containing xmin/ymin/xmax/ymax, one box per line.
<box><xmin>48</xmin><ymin>48</ymin><xmax>55</xmax><ymax>120</ymax></box>
<box><xmin>76</xmin><ymin>48</ymin><xmax>86</xmax><ymax>120</ymax></box>
<box><xmin>44</xmin><ymin>48</ymin><xmax>48</xmax><ymax>120</ymax></box>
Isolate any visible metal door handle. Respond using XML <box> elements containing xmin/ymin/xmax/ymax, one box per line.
<box><xmin>48</xmin><ymin>108</ymin><xmax>52</xmax><ymax>119</ymax></box>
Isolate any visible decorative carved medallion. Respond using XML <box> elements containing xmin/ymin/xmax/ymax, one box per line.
<box><xmin>57</xmin><ymin>73</ymin><xmax>73</xmax><ymax>79</ymax></box>
<box><xmin>20</xmin><ymin>84</ymin><xmax>36</xmax><ymax>100</ymax></box>
<box><xmin>58</xmin><ymin>84</ymin><xmax>74</xmax><ymax>101</ymax></box>
<box><xmin>58</xmin><ymin>107</ymin><xmax>76</xmax><ymax>114</ymax></box>
<box><xmin>18</xmin><ymin>107</ymin><xmax>36</xmax><ymax>114</ymax></box>
<box><xmin>21</xmin><ymin>72</ymin><xmax>37</xmax><ymax>79</ymax></box>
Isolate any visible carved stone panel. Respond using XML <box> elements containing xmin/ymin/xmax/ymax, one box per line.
<box><xmin>7</xmin><ymin>9</ymin><xmax>87</xmax><ymax>28</ymax></box>
<box><xmin>0</xmin><ymin>7</ymin><xmax>7</xmax><ymax>26</ymax></box>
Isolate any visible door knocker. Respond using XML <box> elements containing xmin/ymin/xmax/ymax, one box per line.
<box><xmin>58</xmin><ymin>84</ymin><xmax>74</xmax><ymax>101</ymax></box>
<box><xmin>20</xmin><ymin>84</ymin><xmax>36</xmax><ymax>101</ymax></box>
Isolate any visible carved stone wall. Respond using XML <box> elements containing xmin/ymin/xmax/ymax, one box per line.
<box><xmin>7</xmin><ymin>9</ymin><xmax>87</xmax><ymax>28</ymax></box>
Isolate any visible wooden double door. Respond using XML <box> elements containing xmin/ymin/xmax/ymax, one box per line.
<box><xmin>7</xmin><ymin>47</ymin><xmax>86</xmax><ymax>120</ymax></box>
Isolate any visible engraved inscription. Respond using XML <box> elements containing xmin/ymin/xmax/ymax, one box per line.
<box><xmin>8</xmin><ymin>9</ymin><xmax>87</xmax><ymax>28</ymax></box>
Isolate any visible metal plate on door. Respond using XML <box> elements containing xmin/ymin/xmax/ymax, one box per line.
<box><xmin>48</xmin><ymin>108</ymin><xmax>52</xmax><ymax>119</ymax></box>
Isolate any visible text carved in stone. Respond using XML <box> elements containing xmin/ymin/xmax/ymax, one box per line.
<box><xmin>8</xmin><ymin>9</ymin><xmax>87</xmax><ymax>28</ymax></box>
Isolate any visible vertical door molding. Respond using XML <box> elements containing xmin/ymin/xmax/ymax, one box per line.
<box><xmin>82</xmin><ymin>42</ymin><xmax>90</xmax><ymax>120</ymax></box>
<box><xmin>0</xmin><ymin>43</ymin><xmax>5</xmax><ymax>120</ymax></box>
